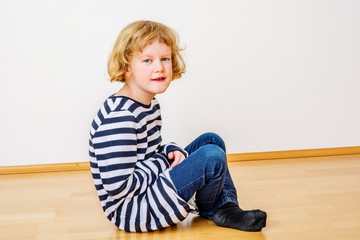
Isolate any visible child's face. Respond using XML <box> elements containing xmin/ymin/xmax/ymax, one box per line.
<box><xmin>125</xmin><ymin>40</ymin><xmax>173</xmax><ymax>102</ymax></box>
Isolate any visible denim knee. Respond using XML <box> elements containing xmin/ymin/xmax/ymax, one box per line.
<box><xmin>201</xmin><ymin>132</ymin><xmax>226</xmax><ymax>152</ymax></box>
<box><xmin>202</xmin><ymin>144</ymin><xmax>227</xmax><ymax>174</ymax></box>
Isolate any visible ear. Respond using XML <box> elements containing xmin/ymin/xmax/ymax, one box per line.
<box><xmin>125</xmin><ymin>71</ymin><xmax>131</xmax><ymax>78</ymax></box>
<box><xmin>125</xmin><ymin>68</ymin><xmax>132</xmax><ymax>79</ymax></box>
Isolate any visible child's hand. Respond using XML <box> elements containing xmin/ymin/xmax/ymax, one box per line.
<box><xmin>168</xmin><ymin>151</ymin><xmax>186</xmax><ymax>169</ymax></box>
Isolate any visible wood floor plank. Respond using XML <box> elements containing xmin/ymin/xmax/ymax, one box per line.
<box><xmin>0</xmin><ymin>154</ymin><xmax>359</xmax><ymax>240</ymax></box>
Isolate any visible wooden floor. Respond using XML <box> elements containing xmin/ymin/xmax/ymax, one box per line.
<box><xmin>1</xmin><ymin>154</ymin><xmax>360</xmax><ymax>240</ymax></box>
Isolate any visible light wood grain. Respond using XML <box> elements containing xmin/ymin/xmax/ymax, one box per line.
<box><xmin>1</xmin><ymin>154</ymin><xmax>359</xmax><ymax>240</ymax></box>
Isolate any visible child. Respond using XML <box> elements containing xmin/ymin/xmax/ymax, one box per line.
<box><xmin>89</xmin><ymin>20</ymin><xmax>267</xmax><ymax>232</ymax></box>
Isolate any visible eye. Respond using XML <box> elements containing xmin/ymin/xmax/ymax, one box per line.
<box><xmin>143</xmin><ymin>59</ymin><xmax>152</xmax><ymax>63</ymax></box>
<box><xmin>161</xmin><ymin>58</ymin><xmax>171</xmax><ymax>62</ymax></box>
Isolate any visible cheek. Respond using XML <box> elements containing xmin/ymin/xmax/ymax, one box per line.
<box><xmin>167</xmin><ymin>65</ymin><xmax>173</xmax><ymax>76</ymax></box>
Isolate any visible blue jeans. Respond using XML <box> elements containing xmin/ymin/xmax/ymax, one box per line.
<box><xmin>169</xmin><ymin>132</ymin><xmax>238</xmax><ymax>219</ymax></box>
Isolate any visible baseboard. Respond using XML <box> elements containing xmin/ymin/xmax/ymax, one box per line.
<box><xmin>227</xmin><ymin>146</ymin><xmax>360</xmax><ymax>161</ymax></box>
<box><xmin>0</xmin><ymin>162</ymin><xmax>90</xmax><ymax>175</ymax></box>
<box><xmin>0</xmin><ymin>146</ymin><xmax>359</xmax><ymax>175</ymax></box>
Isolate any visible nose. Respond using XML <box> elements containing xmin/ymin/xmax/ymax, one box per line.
<box><xmin>154</xmin><ymin>60</ymin><xmax>164</xmax><ymax>72</ymax></box>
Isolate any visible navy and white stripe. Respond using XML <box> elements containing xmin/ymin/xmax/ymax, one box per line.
<box><xmin>89</xmin><ymin>96</ymin><xmax>192</xmax><ymax>232</ymax></box>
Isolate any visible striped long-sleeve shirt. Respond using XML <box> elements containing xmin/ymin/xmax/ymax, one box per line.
<box><xmin>89</xmin><ymin>96</ymin><xmax>193</xmax><ymax>232</ymax></box>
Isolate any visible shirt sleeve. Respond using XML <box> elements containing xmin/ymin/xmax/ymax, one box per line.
<box><xmin>160</xmin><ymin>142</ymin><xmax>188</xmax><ymax>158</ymax></box>
<box><xmin>92</xmin><ymin>110</ymin><xmax>147</xmax><ymax>199</ymax></box>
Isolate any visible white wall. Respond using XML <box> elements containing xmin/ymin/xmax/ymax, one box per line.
<box><xmin>0</xmin><ymin>0</ymin><xmax>359</xmax><ymax>166</ymax></box>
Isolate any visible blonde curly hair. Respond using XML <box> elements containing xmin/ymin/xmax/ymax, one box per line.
<box><xmin>107</xmin><ymin>20</ymin><xmax>186</xmax><ymax>82</ymax></box>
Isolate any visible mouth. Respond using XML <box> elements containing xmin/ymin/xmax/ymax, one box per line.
<box><xmin>151</xmin><ymin>77</ymin><xmax>166</xmax><ymax>82</ymax></box>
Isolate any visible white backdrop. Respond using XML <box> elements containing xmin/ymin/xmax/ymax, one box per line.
<box><xmin>0</xmin><ymin>0</ymin><xmax>359</xmax><ymax>166</ymax></box>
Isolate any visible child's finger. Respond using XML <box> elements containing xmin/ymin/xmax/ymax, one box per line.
<box><xmin>169</xmin><ymin>151</ymin><xmax>186</xmax><ymax>169</ymax></box>
<box><xmin>170</xmin><ymin>158</ymin><xmax>180</xmax><ymax>169</ymax></box>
